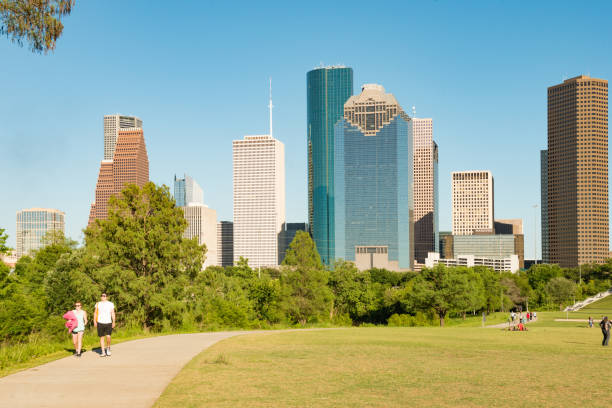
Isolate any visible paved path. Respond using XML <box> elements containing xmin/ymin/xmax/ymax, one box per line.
<box><xmin>0</xmin><ymin>331</ymin><xmax>255</xmax><ymax>408</ymax></box>
<box><xmin>486</xmin><ymin>317</ymin><xmax>538</xmax><ymax>329</ymax></box>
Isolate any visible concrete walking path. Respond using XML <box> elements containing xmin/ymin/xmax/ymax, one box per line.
<box><xmin>486</xmin><ymin>317</ymin><xmax>538</xmax><ymax>329</ymax></box>
<box><xmin>0</xmin><ymin>331</ymin><xmax>254</xmax><ymax>408</ymax></box>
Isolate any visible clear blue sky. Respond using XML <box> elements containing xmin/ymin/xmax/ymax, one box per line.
<box><xmin>1</xmin><ymin>0</ymin><xmax>611</xmax><ymax>259</ymax></box>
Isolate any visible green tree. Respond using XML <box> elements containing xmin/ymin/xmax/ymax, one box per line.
<box><xmin>545</xmin><ymin>277</ymin><xmax>576</xmax><ymax>307</ymax></box>
<box><xmin>0</xmin><ymin>0</ymin><xmax>74</xmax><ymax>53</ymax></box>
<box><xmin>280</xmin><ymin>231</ymin><xmax>332</xmax><ymax>325</ymax></box>
<box><xmin>476</xmin><ymin>266</ymin><xmax>502</xmax><ymax>313</ymax></box>
<box><xmin>411</xmin><ymin>264</ymin><xmax>473</xmax><ymax>326</ymax></box>
<box><xmin>84</xmin><ymin>182</ymin><xmax>206</xmax><ymax>329</ymax></box>
<box><xmin>329</xmin><ymin>260</ymin><xmax>377</xmax><ymax>322</ymax></box>
<box><xmin>0</xmin><ymin>228</ymin><xmax>9</xmax><ymax>254</ymax></box>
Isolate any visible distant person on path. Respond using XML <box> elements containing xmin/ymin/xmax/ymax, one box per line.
<box><xmin>533</xmin><ymin>311</ymin><xmax>537</xmax><ymax>320</ymax></box>
<box><xmin>72</xmin><ymin>301</ymin><xmax>87</xmax><ymax>357</ymax></box>
<box><xmin>600</xmin><ymin>317</ymin><xmax>611</xmax><ymax>346</ymax></box>
<box><xmin>589</xmin><ymin>316</ymin><xmax>594</xmax><ymax>328</ymax></box>
<box><xmin>94</xmin><ymin>293</ymin><xmax>116</xmax><ymax>357</ymax></box>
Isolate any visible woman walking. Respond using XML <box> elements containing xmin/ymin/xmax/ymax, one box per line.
<box><xmin>72</xmin><ymin>302</ymin><xmax>88</xmax><ymax>357</ymax></box>
<box><xmin>600</xmin><ymin>316</ymin><xmax>611</xmax><ymax>347</ymax></box>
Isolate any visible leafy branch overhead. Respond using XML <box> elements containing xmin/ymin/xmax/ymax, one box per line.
<box><xmin>0</xmin><ymin>0</ymin><xmax>74</xmax><ymax>53</ymax></box>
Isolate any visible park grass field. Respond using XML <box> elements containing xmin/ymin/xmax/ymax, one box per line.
<box><xmin>155</xmin><ymin>316</ymin><xmax>612</xmax><ymax>407</ymax></box>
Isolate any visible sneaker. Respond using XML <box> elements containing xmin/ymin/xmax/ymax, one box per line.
<box><xmin>106</xmin><ymin>348</ymin><xmax>111</xmax><ymax>357</ymax></box>
<box><xmin>77</xmin><ymin>353</ymin><xmax>82</xmax><ymax>358</ymax></box>
<box><xmin>100</xmin><ymin>351</ymin><xmax>106</xmax><ymax>357</ymax></box>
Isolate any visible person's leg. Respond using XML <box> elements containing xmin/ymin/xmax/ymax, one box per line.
<box><xmin>72</xmin><ymin>333</ymin><xmax>78</xmax><ymax>354</ymax></box>
<box><xmin>100</xmin><ymin>336</ymin><xmax>106</xmax><ymax>354</ymax></box>
<box><xmin>77</xmin><ymin>332</ymin><xmax>83</xmax><ymax>355</ymax></box>
<box><xmin>603</xmin><ymin>330</ymin><xmax>607</xmax><ymax>346</ymax></box>
<box><xmin>105</xmin><ymin>335</ymin><xmax>112</xmax><ymax>355</ymax></box>
<box><xmin>605</xmin><ymin>331</ymin><xmax>610</xmax><ymax>346</ymax></box>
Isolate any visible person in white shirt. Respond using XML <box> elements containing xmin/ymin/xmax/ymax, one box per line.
<box><xmin>94</xmin><ymin>293</ymin><xmax>116</xmax><ymax>357</ymax></box>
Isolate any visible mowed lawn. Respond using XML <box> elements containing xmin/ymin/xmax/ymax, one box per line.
<box><xmin>155</xmin><ymin>321</ymin><xmax>612</xmax><ymax>407</ymax></box>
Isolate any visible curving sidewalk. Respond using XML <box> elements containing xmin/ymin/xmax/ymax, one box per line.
<box><xmin>0</xmin><ymin>331</ymin><xmax>252</xmax><ymax>408</ymax></box>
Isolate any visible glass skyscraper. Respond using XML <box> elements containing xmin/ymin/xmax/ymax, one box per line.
<box><xmin>333</xmin><ymin>84</ymin><xmax>414</xmax><ymax>270</ymax></box>
<box><xmin>174</xmin><ymin>174</ymin><xmax>204</xmax><ymax>207</ymax></box>
<box><xmin>307</xmin><ymin>66</ymin><xmax>353</xmax><ymax>266</ymax></box>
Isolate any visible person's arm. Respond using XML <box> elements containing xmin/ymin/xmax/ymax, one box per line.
<box><xmin>83</xmin><ymin>310</ymin><xmax>88</xmax><ymax>326</ymax></box>
<box><xmin>93</xmin><ymin>303</ymin><xmax>98</xmax><ymax>328</ymax></box>
<box><xmin>111</xmin><ymin>308</ymin><xmax>116</xmax><ymax>329</ymax></box>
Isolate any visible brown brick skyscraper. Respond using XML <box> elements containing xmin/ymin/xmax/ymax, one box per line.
<box><xmin>89</xmin><ymin>127</ymin><xmax>149</xmax><ymax>224</ymax></box>
<box><xmin>547</xmin><ymin>75</ymin><xmax>608</xmax><ymax>267</ymax></box>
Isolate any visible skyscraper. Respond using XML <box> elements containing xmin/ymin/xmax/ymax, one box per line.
<box><xmin>411</xmin><ymin>118</ymin><xmax>439</xmax><ymax>263</ymax></box>
<box><xmin>452</xmin><ymin>171</ymin><xmax>494</xmax><ymax>235</ymax></box>
<box><xmin>540</xmin><ymin>149</ymin><xmax>549</xmax><ymax>263</ymax></box>
<box><xmin>174</xmin><ymin>174</ymin><xmax>204</xmax><ymax>207</ymax></box>
<box><xmin>217</xmin><ymin>221</ymin><xmax>234</xmax><ymax>267</ymax></box>
<box><xmin>16</xmin><ymin>208</ymin><xmax>65</xmax><ymax>257</ymax></box>
<box><xmin>333</xmin><ymin>84</ymin><xmax>414</xmax><ymax>271</ymax></box>
<box><xmin>233</xmin><ymin>135</ymin><xmax>285</xmax><ymax>268</ymax></box>
<box><xmin>307</xmin><ymin>66</ymin><xmax>353</xmax><ymax>265</ymax></box>
<box><xmin>183</xmin><ymin>205</ymin><xmax>217</xmax><ymax>268</ymax></box>
<box><xmin>547</xmin><ymin>75</ymin><xmax>608</xmax><ymax>267</ymax></box>
<box><xmin>89</xmin><ymin>124</ymin><xmax>149</xmax><ymax>225</ymax></box>
<box><xmin>104</xmin><ymin>114</ymin><xmax>142</xmax><ymax>160</ymax></box>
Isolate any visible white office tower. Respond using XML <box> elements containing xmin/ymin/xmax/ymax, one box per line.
<box><xmin>233</xmin><ymin>135</ymin><xmax>286</xmax><ymax>268</ymax></box>
<box><xmin>183</xmin><ymin>204</ymin><xmax>218</xmax><ymax>268</ymax></box>
<box><xmin>452</xmin><ymin>170</ymin><xmax>494</xmax><ymax>235</ymax></box>
<box><xmin>16</xmin><ymin>208</ymin><xmax>65</xmax><ymax>257</ymax></box>
<box><xmin>103</xmin><ymin>114</ymin><xmax>143</xmax><ymax>160</ymax></box>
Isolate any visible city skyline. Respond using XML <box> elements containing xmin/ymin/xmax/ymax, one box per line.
<box><xmin>2</xmin><ymin>1</ymin><xmax>612</xmax><ymax>261</ymax></box>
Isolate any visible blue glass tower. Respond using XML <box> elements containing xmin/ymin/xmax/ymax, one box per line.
<box><xmin>307</xmin><ymin>66</ymin><xmax>353</xmax><ymax>266</ymax></box>
<box><xmin>333</xmin><ymin>84</ymin><xmax>414</xmax><ymax>270</ymax></box>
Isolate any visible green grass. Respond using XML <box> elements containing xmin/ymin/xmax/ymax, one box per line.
<box><xmin>530</xmin><ymin>294</ymin><xmax>612</xmax><ymax>328</ymax></box>
<box><xmin>155</xmin><ymin>318</ymin><xmax>612</xmax><ymax>408</ymax></box>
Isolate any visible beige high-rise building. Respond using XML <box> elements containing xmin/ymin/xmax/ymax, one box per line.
<box><xmin>452</xmin><ymin>171</ymin><xmax>494</xmax><ymax>235</ymax></box>
<box><xmin>16</xmin><ymin>208</ymin><xmax>65</xmax><ymax>257</ymax></box>
<box><xmin>411</xmin><ymin>118</ymin><xmax>438</xmax><ymax>263</ymax></box>
<box><xmin>547</xmin><ymin>75</ymin><xmax>608</xmax><ymax>267</ymax></box>
<box><xmin>233</xmin><ymin>135</ymin><xmax>285</xmax><ymax>268</ymax></box>
<box><xmin>183</xmin><ymin>205</ymin><xmax>218</xmax><ymax>268</ymax></box>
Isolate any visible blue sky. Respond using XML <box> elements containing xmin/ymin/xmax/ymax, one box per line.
<box><xmin>1</xmin><ymin>0</ymin><xmax>610</xmax><ymax>259</ymax></box>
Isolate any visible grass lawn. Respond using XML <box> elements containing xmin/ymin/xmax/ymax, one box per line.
<box><xmin>155</xmin><ymin>318</ymin><xmax>612</xmax><ymax>407</ymax></box>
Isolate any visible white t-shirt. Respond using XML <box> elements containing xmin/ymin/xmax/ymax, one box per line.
<box><xmin>95</xmin><ymin>300</ymin><xmax>115</xmax><ymax>324</ymax></box>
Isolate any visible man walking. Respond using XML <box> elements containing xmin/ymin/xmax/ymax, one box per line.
<box><xmin>94</xmin><ymin>293</ymin><xmax>116</xmax><ymax>357</ymax></box>
<box><xmin>600</xmin><ymin>316</ymin><xmax>611</xmax><ymax>347</ymax></box>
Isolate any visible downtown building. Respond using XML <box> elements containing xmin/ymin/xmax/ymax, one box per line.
<box><xmin>16</xmin><ymin>208</ymin><xmax>65</xmax><ymax>257</ymax></box>
<box><xmin>452</xmin><ymin>170</ymin><xmax>494</xmax><ymax>235</ymax></box>
<box><xmin>411</xmin><ymin>118</ymin><xmax>439</xmax><ymax>263</ymax></box>
<box><xmin>333</xmin><ymin>84</ymin><xmax>414</xmax><ymax>271</ymax></box>
<box><xmin>307</xmin><ymin>66</ymin><xmax>354</xmax><ymax>266</ymax></box>
<box><xmin>217</xmin><ymin>221</ymin><xmax>234</xmax><ymax>267</ymax></box>
<box><xmin>89</xmin><ymin>116</ymin><xmax>148</xmax><ymax>224</ymax></box>
<box><xmin>544</xmin><ymin>75</ymin><xmax>608</xmax><ymax>267</ymax></box>
<box><xmin>233</xmin><ymin>135</ymin><xmax>285</xmax><ymax>268</ymax></box>
<box><xmin>174</xmin><ymin>174</ymin><xmax>217</xmax><ymax>268</ymax></box>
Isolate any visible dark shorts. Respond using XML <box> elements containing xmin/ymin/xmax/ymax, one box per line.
<box><xmin>97</xmin><ymin>323</ymin><xmax>113</xmax><ymax>337</ymax></box>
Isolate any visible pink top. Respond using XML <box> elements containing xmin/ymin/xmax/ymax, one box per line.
<box><xmin>62</xmin><ymin>310</ymin><xmax>78</xmax><ymax>332</ymax></box>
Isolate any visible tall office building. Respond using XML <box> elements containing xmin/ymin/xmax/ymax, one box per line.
<box><xmin>279</xmin><ymin>223</ymin><xmax>308</xmax><ymax>264</ymax></box>
<box><xmin>183</xmin><ymin>205</ymin><xmax>217</xmax><ymax>268</ymax></box>
<box><xmin>217</xmin><ymin>221</ymin><xmax>234</xmax><ymax>267</ymax></box>
<box><xmin>540</xmin><ymin>149</ymin><xmax>549</xmax><ymax>263</ymax></box>
<box><xmin>452</xmin><ymin>171</ymin><xmax>494</xmax><ymax>235</ymax></box>
<box><xmin>174</xmin><ymin>174</ymin><xmax>204</xmax><ymax>207</ymax></box>
<box><xmin>334</xmin><ymin>84</ymin><xmax>414</xmax><ymax>271</ymax></box>
<box><xmin>547</xmin><ymin>75</ymin><xmax>608</xmax><ymax>267</ymax></box>
<box><xmin>104</xmin><ymin>115</ymin><xmax>142</xmax><ymax>160</ymax></box>
<box><xmin>411</xmin><ymin>118</ymin><xmax>439</xmax><ymax>263</ymax></box>
<box><xmin>233</xmin><ymin>135</ymin><xmax>285</xmax><ymax>268</ymax></box>
<box><xmin>89</xmin><ymin>126</ymin><xmax>149</xmax><ymax>224</ymax></box>
<box><xmin>16</xmin><ymin>208</ymin><xmax>65</xmax><ymax>257</ymax></box>
<box><xmin>307</xmin><ymin>66</ymin><xmax>353</xmax><ymax>265</ymax></box>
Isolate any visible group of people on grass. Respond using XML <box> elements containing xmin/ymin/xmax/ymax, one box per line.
<box><xmin>62</xmin><ymin>293</ymin><xmax>116</xmax><ymax>357</ymax></box>
<box><xmin>507</xmin><ymin>311</ymin><xmax>536</xmax><ymax>331</ymax></box>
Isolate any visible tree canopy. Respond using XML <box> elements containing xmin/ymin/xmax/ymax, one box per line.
<box><xmin>0</xmin><ymin>0</ymin><xmax>74</xmax><ymax>53</ymax></box>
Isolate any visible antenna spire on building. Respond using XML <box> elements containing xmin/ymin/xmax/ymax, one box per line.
<box><xmin>268</xmin><ymin>77</ymin><xmax>273</xmax><ymax>138</ymax></box>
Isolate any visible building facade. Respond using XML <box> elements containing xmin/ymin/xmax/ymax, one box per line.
<box><xmin>183</xmin><ymin>205</ymin><xmax>217</xmax><ymax>268</ymax></box>
<box><xmin>104</xmin><ymin>114</ymin><xmax>142</xmax><ymax>160</ymax></box>
<box><xmin>547</xmin><ymin>75</ymin><xmax>608</xmax><ymax>267</ymax></box>
<box><xmin>411</xmin><ymin>118</ymin><xmax>439</xmax><ymax>263</ymax></box>
<box><xmin>217</xmin><ymin>221</ymin><xmax>234</xmax><ymax>267</ymax></box>
<box><xmin>174</xmin><ymin>174</ymin><xmax>204</xmax><ymax>207</ymax></box>
<box><xmin>540</xmin><ymin>149</ymin><xmax>549</xmax><ymax>263</ymax></box>
<box><xmin>307</xmin><ymin>66</ymin><xmax>353</xmax><ymax>266</ymax></box>
<box><xmin>425</xmin><ymin>252</ymin><xmax>519</xmax><ymax>273</ymax></box>
<box><xmin>333</xmin><ymin>84</ymin><xmax>414</xmax><ymax>271</ymax></box>
<box><xmin>233</xmin><ymin>135</ymin><xmax>285</xmax><ymax>268</ymax></box>
<box><xmin>89</xmin><ymin>126</ymin><xmax>149</xmax><ymax>224</ymax></box>
<box><xmin>452</xmin><ymin>171</ymin><xmax>494</xmax><ymax>235</ymax></box>
<box><xmin>16</xmin><ymin>208</ymin><xmax>65</xmax><ymax>257</ymax></box>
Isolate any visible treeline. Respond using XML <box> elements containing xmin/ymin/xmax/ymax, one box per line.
<box><xmin>1</xmin><ymin>183</ymin><xmax>612</xmax><ymax>343</ymax></box>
